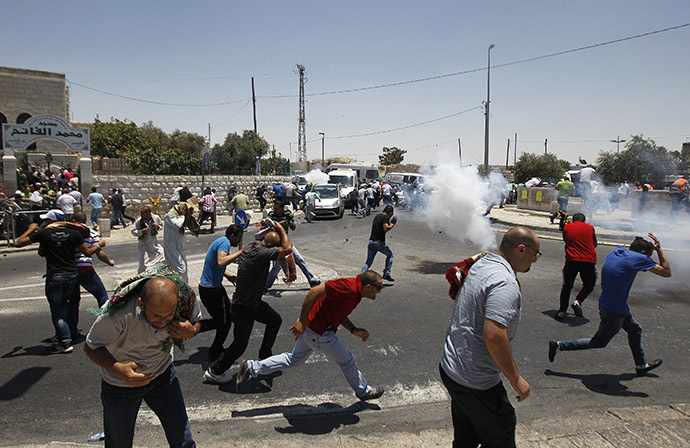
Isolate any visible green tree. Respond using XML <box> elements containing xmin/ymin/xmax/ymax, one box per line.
<box><xmin>595</xmin><ymin>134</ymin><xmax>682</xmax><ymax>185</ymax></box>
<box><xmin>513</xmin><ymin>153</ymin><xmax>570</xmax><ymax>183</ymax></box>
<box><xmin>91</xmin><ymin>118</ymin><xmax>141</xmax><ymax>158</ymax></box>
<box><xmin>378</xmin><ymin>146</ymin><xmax>406</xmax><ymax>165</ymax></box>
<box><xmin>211</xmin><ymin>130</ymin><xmax>269</xmax><ymax>174</ymax></box>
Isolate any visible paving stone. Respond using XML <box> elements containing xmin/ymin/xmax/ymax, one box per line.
<box><xmin>607</xmin><ymin>404</ymin><xmax>686</xmax><ymax>422</ymax></box>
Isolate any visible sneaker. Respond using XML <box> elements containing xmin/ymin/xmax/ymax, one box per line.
<box><xmin>636</xmin><ymin>359</ymin><xmax>662</xmax><ymax>377</ymax></box>
<box><xmin>203</xmin><ymin>367</ymin><xmax>234</xmax><ymax>384</ymax></box>
<box><xmin>571</xmin><ymin>303</ymin><xmax>583</xmax><ymax>318</ymax></box>
<box><xmin>236</xmin><ymin>360</ymin><xmax>251</xmax><ymax>389</ymax></box>
<box><xmin>51</xmin><ymin>343</ymin><xmax>74</xmax><ymax>354</ymax></box>
<box><xmin>382</xmin><ymin>275</ymin><xmax>395</xmax><ymax>282</ymax></box>
<box><xmin>548</xmin><ymin>341</ymin><xmax>558</xmax><ymax>363</ymax></box>
<box><xmin>358</xmin><ymin>385</ymin><xmax>384</xmax><ymax>401</ymax></box>
<box><xmin>309</xmin><ymin>280</ymin><xmax>321</xmax><ymax>287</ymax></box>
<box><xmin>41</xmin><ymin>336</ymin><xmax>59</xmax><ymax>345</ymax></box>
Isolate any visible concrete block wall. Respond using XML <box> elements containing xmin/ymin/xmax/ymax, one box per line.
<box><xmin>517</xmin><ymin>187</ymin><xmax>558</xmax><ymax>212</ymax></box>
<box><xmin>91</xmin><ymin>174</ymin><xmax>291</xmax><ymax>218</ymax></box>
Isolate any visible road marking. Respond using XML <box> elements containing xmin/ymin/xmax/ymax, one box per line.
<box><xmin>0</xmin><ymin>283</ymin><xmax>44</xmax><ymax>291</ymax></box>
<box><xmin>138</xmin><ymin>380</ymin><xmax>449</xmax><ymax>425</ymax></box>
<box><xmin>0</xmin><ymin>296</ymin><xmax>46</xmax><ymax>302</ymax></box>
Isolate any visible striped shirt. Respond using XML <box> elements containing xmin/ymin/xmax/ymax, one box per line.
<box><xmin>75</xmin><ymin>227</ymin><xmax>100</xmax><ymax>268</ymax></box>
<box><xmin>199</xmin><ymin>194</ymin><xmax>217</xmax><ymax>212</ymax></box>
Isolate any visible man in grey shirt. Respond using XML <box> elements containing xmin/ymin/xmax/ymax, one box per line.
<box><xmin>85</xmin><ymin>277</ymin><xmax>201</xmax><ymax>448</ymax></box>
<box><xmin>440</xmin><ymin>226</ymin><xmax>540</xmax><ymax>448</ymax></box>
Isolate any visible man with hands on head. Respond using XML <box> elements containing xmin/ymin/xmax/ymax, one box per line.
<box><xmin>235</xmin><ymin>270</ymin><xmax>385</xmax><ymax>401</ymax></box>
<box><xmin>84</xmin><ymin>277</ymin><xmax>201</xmax><ymax>448</ymax></box>
<box><xmin>549</xmin><ymin>233</ymin><xmax>671</xmax><ymax>377</ymax></box>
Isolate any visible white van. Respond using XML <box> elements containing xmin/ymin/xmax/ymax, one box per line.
<box><xmin>327</xmin><ymin>169</ymin><xmax>358</xmax><ymax>206</ymax></box>
<box><xmin>325</xmin><ymin>163</ymin><xmax>380</xmax><ymax>183</ymax></box>
<box><xmin>384</xmin><ymin>172</ymin><xmax>425</xmax><ymax>185</ymax></box>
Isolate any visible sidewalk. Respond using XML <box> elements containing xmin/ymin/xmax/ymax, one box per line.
<box><xmin>9</xmin><ymin>402</ymin><xmax>690</xmax><ymax>447</ymax></box>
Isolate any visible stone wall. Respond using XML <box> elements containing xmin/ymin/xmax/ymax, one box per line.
<box><xmin>92</xmin><ymin>174</ymin><xmax>292</xmax><ymax>217</ymax></box>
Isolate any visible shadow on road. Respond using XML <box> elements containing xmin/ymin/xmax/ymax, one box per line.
<box><xmin>411</xmin><ymin>260</ymin><xmax>457</xmax><ymax>275</ymax></box>
<box><xmin>214</xmin><ymin>371</ymin><xmax>284</xmax><ymax>395</ymax></box>
<box><xmin>544</xmin><ymin>369</ymin><xmax>651</xmax><ymax>398</ymax></box>
<box><xmin>1</xmin><ymin>344</ymin><xmax>56</xmax><ymax>358</ymax></box>
<box><xmin>541</xmin><ymin>310</ymin><xmax>590</xmax><ymax>327</ymax></box>
<box><xmin>0</xmin><ymin>366</ymin><xmax>51</xmax><ymax>401</ymax></box>
<box><xmin>232</xmin><ymin>400</ymin><xmax>380</xmax><ymax>435</ymax></box>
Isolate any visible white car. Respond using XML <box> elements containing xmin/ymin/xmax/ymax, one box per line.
<box><xmin>312</xmin><ymin>183</ymin><xmax>344</xmax><ymax>219</ymax></box>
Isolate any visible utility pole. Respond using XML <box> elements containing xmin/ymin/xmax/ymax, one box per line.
<box><xmin>610</xmin><ymin>135</ymin><xmax>626</xmax><ymax>153</ymax></box>
<box><xmin>296</xmin><ymin>64</ymin><xmax>307</xmax><ymax>162</ymax></box>
<box><xmin>483</xmin><ymin>44</ymin><xmax>495</xmax><ymax>177</ymax></box>
<box><xmin>458</xmin><ymin>138</ymin><xmax>462</xmax><ymax>165</ymax></box>
<box><xmin>251</xmin><ymin>77</ymin><xmax>257</xmax><ymax>134</ymax></box>
<box><xmin>505</xmin><ymin>138</ymin><xmax>510</xmax><ymax>168</ymax></box>
<box><xmin>514</xmin><ymin>132</ymin><xmax>517</xmax><ymax>164</ymax></box>
<box><xmin>544</xmin><ymin>138</ymin><xmax>548</xmax><ymax>154</ymax></box>
<box><xmin>319</xmin><ymin>132</ymin><xmax>325</xmax><ymax>168</ymax></box>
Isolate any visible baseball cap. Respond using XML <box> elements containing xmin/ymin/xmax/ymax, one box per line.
<box><xmin>39</xmin><ymin>210</ymin><xmax>65</xmax><ymax>221</ymax></box>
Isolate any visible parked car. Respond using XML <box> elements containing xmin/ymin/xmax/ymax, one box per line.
<box><xmin>312</xmin><ymin>183</ymin><xmax>344</xmax><ymax>219</ymax></box>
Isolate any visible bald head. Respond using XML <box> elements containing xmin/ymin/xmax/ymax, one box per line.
<box><xmin>262</xmin><ymin>230</ymin><xmax>281</xmax><ymax>247</ymax></box>
<box><xmin>139</xmin><ymin>277</ymin><xmax>179</xmax><ymax>328</ymax></box>
<box><xmin>499</xmin><ymin>226</ymin><xmax>540</xmax><ymax>273</ymax></box>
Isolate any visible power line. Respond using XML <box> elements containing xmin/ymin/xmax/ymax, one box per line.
<box><xmin>258</xmin><ymin>22</ymin><xmax>690</xmax><ymax>99</ymax></box>
<box><xmin>212</xmin><ymin>99</ymin><xmax>252</xmax><ymax>127</ymax></box>
<box><xmin>328</xmin><ymin>105</ymin><xmax>482</xmax><ymax>139</ymax></box>
<box><xmin>72</xmin><ymin>71</ymin><xmax>293</xmax><ymax>84</ymax></box>
<box><xmin>67</xmin><ymin>80</ymin><xmax>250</xmax><ymax>107</ymax></box>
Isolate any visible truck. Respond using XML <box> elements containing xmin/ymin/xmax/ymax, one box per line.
<box><xmin>324</xmin><ymin>163</ymin><xmax>380</xmax><ymax>184</ymax></box>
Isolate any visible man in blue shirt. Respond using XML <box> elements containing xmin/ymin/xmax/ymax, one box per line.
<box><xmin>198</xmin><ymin>224</ymin><xmax>244</xmax><ymax>362</ymax></box>
<box><xmin>549</xmin><ymin>233</ymin><xmax>671</xmax><ymax>376</ymax></box>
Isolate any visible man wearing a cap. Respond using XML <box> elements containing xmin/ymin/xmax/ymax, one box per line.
<box><xmin>15</xmin><ymin>210</ymin><xmax>105</xmax><ymax>353</ymax></box>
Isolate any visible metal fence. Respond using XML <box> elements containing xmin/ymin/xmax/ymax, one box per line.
<box><xmin>0</xmin><ymin>209</ymin><xmax>47</xmax><ymax>247</ymax></box>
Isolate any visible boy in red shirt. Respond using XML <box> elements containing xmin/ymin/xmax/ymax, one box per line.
<box><xmin>236</xmin><ymin>270</ymin><xmax>385</xmax><ymax>400</ymax></box>
<box><xmin>557</xmin><ymin>213</ymin><xmax>597</xmax><ymax>319</ymax></box>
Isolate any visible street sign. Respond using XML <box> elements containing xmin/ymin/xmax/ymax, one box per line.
<box><xmin>234</xmin><ymin>209</ymin><xmax>248</xmax><ymax>229</ymax></box>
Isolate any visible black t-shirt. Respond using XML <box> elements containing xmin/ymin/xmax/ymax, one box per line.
<box><xmin>179</xmin><ymin>188</ymin><xmax>193</xmax><ymax>202</ymax></box>
<box><xmin>232</xmin><ymin>242</ymin><xmax>280</xmax><ymax>308</ymax></box>
<box><xmin>110</xmin><ymin>193</ymin><xmax>123</xmax><ymax>209</ymax></box>
<box><xmin>370</xmin><ymin>213</ymin><xmax>390</xmax><ymax>242</ymax></box>
<box><xmin>29</xmin><ymin>227</ymin><xmax>84</xmax><ymax>275</ymax></box>
<box><xmin>256</xmin><ymin>186</ymin><xmax>266</xmax><ymax>198</ymax></box>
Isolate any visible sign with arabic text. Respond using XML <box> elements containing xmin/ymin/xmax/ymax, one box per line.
<box><xmin>2</xmin><ymin>114</ymin><xmax>90</xmax><ymax>156</ymax></box>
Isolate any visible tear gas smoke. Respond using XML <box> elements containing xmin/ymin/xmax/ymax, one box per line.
<box><xmin>417</xmin><ymin>153</ymin><xmax>506</xmax><ymax>251</ymax></box>
<box><xmin>305</xmin><ymin>169</ymin><xmax>329</xmax><ymax>185</ymax></box>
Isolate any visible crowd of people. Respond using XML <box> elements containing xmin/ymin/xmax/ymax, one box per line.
<box><xmin>7</xmin><ymin>170</ymin><xmax>679</xmax><ymax>448</ymax></box>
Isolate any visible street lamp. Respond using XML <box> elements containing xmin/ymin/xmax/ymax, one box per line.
<box><xmin>483</xmin><ymin>44</ymin><xmax>495</xmax><ymax>177</ymax></box>
<box><xmin>319</xmin><ymin>132</ymin><xmax>325</xmax><ymax>168</ymax></box>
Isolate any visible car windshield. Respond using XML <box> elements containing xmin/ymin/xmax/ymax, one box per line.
<box><xmin>329</xmin><ymin>175</ymin><xmax>355</xmax><ymax>187</ymax></box>
<box><xmin>314</xmin><ymin>185</ymin><xmax>338</xmax><ymax>199</ymax></box>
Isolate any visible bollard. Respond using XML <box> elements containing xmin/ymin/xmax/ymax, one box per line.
<box><xmin>98</xmin><ymin>218</ymin><xmax>111</xmax><ymax>237</ymax></box>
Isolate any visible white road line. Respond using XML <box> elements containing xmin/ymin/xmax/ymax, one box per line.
<box><xmin>139</xmin><ymin>381</ymin><xmax>449</xmax><ymax>425</ymax></box>
<box><xmin>0</xmin><ymin>283</ymin><xmax>44</xmax><ymax>291</ymax></box>
<box><xmin>0</xmin><ymin>296</ymin><xmax>46</xmax><ymax>302</ymax></box>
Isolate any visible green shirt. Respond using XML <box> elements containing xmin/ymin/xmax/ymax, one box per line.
<box><xmin>555</xmin><ymin>180</ymin><xmax>574</xmax><ymax>199</ymax></box>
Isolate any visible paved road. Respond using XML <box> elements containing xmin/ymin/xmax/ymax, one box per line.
<box><xmin>1</xmin><ymin>207</ymin><xmax>688</xmax><ymax>447</ymax></box>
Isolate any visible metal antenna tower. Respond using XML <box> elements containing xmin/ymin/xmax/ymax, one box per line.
<box><xmin>296</xmin><ymin>64</ymin><xmax>307</xmax><ymax>162</ymax></box>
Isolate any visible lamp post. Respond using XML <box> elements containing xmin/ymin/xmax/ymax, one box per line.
<box><xmin>483</xmin><ymin>44</ymin><xmax>495</xmax><ymax>177</ymax></box>
<box><xmin>319</xmin><ymin>132</ymin><xmax>325</xmax><ymax>168</ymax></box>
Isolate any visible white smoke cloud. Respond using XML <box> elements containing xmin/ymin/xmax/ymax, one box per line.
<box><xmin>417</xmin><ymin>153</ymin><xmax>498</xmax><ymax>250</ymax></box>
<box><xmin>304</xmin><ymin>169</ymin><xmax>329</xmax><ymax>185</ymax></box>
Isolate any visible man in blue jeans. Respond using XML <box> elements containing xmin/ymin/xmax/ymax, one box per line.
<box><xmin>71</xmin><ymin>211</ymin><xmax>115</xmax><ymax>308</ymax></box>
<box><xmin>85</xmin><ymin>277</ymin><xmax>201</xmax><ymax>448</ymax></box>
<box><xmin>549</xmin><ymin>233</ymin><xmax>672</xmax><ymax>376</ymax></box>
<box><xmin>14</xmin><ymin>210</ymin><xmax>103</xmax><ymax>353</ymax></box>
<box><xmin>361</xmin><ymin>205</ymin><xmax>397</xmax><ymax>282</ymax></box>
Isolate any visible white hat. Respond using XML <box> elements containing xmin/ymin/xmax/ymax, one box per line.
<box><xmin>39</xmin><ymin>210</ymin><xmax>65</xmax><ymax>221</ymax></box>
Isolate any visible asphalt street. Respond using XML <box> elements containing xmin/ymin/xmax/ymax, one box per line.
<box><xmin>0</xmin><ymin>208</ymin><xmax>688</xmax><ymax>446</ymax></box>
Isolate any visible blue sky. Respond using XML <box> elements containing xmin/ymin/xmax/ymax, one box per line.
<box><xmin>2</xmin><ymin>1</ymin><xmax>689</xmax><ymax>167</ymax></box>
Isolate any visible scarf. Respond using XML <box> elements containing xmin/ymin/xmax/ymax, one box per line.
<box><xmin>445</xmin><ymin>253</ymin><xmax>485</xmax><ymax>300</ymax></box>
<box><xmin>90</xmin><ymin>264</ymin><xmax>196</xmax><ymax>352</ymax></box>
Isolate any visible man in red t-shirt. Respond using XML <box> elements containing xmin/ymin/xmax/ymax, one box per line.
<box><xmin>557</xmin><ymin>213</ymin><xmax>597</xmax><ymax>319</ymax></box>
<box><xmin>235</xmin><ymin>270</ymin><xmax>385</xmax><ymax>400</ymax></box>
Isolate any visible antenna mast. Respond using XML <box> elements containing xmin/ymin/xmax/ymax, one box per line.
<box><xmin>296</xmin><ymin>64</ymin><xmax>307</xmax><ymax>162</ymax></box>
